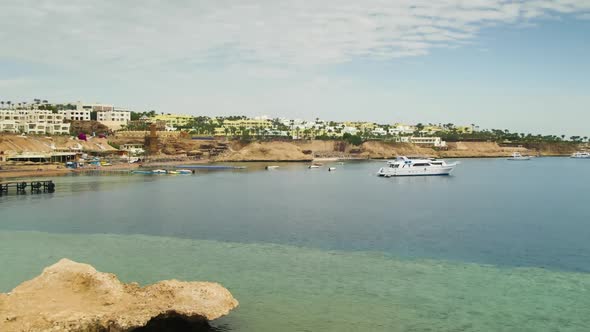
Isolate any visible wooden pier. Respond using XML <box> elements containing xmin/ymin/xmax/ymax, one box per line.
<box><xmin>0</xmin><ymin>180</ymin><xmax>56</xmax><ymax>196</ymax></box>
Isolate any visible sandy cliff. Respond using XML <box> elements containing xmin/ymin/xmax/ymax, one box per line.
<box><xmin>359</xmin><ymin>141</ymin><xmax>435</xmax><ymax>159</ymax></box>
<box><xmin>216</xmin><ymin>141</ymin><xmax>314</xmax><ymax>161</ymax></box>
<box><xmin>0</xmin><ymin>259</ymin><xmax>238</xmax><ymax>332</ymax></box>
<box><xmin>214</xmin><ymin>140</ymin><xmax>554</xmax><ymax>161</ymax></box>
<box><xmin>440</xmin><ymin>142</ymin><xmax>529</xmax><ymax>158</ymax></box>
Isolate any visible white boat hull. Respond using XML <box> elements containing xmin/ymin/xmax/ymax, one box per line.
<box><xmin>377</xmin><ymin>165</ymin><xmax>455</xmax><ymax>177</ymax></box>
<box><xmin>508</xmin><ymin>157</ymin><xmax>531</xmax><ymax>161</ymax></box>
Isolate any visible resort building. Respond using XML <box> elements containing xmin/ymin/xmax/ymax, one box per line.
<box><xmin>342</xmin><ymin>127</ymin><xmax>359</xmax><ymax>135</ymax></box>
<box><xmin>77</xmin><ymin>102</ymin><xmax>114</xmax><ymax>112</ymax></box>
<box><xmin>121</xmin><ymin>144</ymin><xmax>145</xmax><ymax>155</ymax></box>
<box><xmin>59</xmin><ymin>109</ymin><xmax>91</xmax><ymax>121</ymax></box>
<box><xmin>371</xmin><ymin>127</ymin><xmax>387</xmax><ymax>136</ymax></box>
<box><xmin>0</xmin><ymin>110</ymin><xmax>19</xmax><ymax>133</ymax></box>
<box><xmin>420</xmin><ymin>125</ymin><xmax>444</xmax><ymax>135</ymax></box>
<box><xmin>151</xmin><ymin>114</ymin><xmax>194</xmax><ymax>127</ymax></box>
<box><xmin>389</xmin><ymin>123</ymin><xmax>416</xmax><ymax>136</ymax></box>
<box><xmin>214</xmin><ymin>118</ymin><xmax>273</xmax><ymax>136</ymax></box>
<box><xmin>0</xmin><ymin>109</ymin><xmax>70</xmax><ymax>134</ymax></box>
<box><xmin>96</xmin><ymin>107</ymin><xmax>131</xmax><ymax>130</ymax></box>
<box><xmin>455</xmin><ymin>126</ymin><xmax>474</xmax><ymax>134</ymax></box>
<box><xmin>405</xmin><ymin>136</ymin><xmax>446</xmax><ymax>147</ymax></box>
<box><xmin>344</xmin><ymin>122</ymin><xmax>376</xmax><ymax>132</ymax></box>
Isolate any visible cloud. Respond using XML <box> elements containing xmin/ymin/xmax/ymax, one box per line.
<box><xmin>0</xmin><ymin>0</ymin><xmax>589</xmax><ymax>70</ymax></box>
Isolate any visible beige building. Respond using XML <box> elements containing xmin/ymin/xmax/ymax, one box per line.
<box><xmin>97</xmin><ymin>108</ymin><xmax>131</xmax><ymax>130</ymax></box>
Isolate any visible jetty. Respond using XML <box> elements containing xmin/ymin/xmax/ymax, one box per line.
<box><xmin>0</xmin><ymin>180</ymin><xmax>55</xmax><ymax>195</ymax></box>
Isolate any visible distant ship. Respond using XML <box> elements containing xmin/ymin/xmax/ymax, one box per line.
<box><xmin>571</xmin><ymin>152</ymin><xmax>590</xmax><ymax>159</ymax></box>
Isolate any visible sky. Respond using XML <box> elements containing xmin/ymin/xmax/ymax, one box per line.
<box><xmin>0</xmin><ymin>0</ymin><xmax>589</xmax><ymax>135</ymax></box>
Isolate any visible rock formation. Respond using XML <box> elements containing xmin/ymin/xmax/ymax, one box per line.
<box><xmin>0</xmin><ymin>259</ymin><xmax>238</xmax><ymax>332</ymax></box>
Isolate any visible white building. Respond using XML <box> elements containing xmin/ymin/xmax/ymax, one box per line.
<box><xmin>59</xmin><ymin>109</ymin><xmax>91</xmax><ymax>121</ymax></box>
<box><xmin>0</xmin><ymin>109</ymin><xmax>70</xmax><ymax>135</ymax></box>
<box><xmin>77</xmin><ymin>102</ymin><xmax>113</xmax><ymax>112</ymax></box>
<box><xmin>371</xmin><ymin>127</ymin><xmax>387</xmax><ymax>136</ymax></box>
<box><xmin>0</xmin><ymin>110</ymin><xmax>20</xmax><ymax>133</ymax></box>
<box><xmin>342</xmin><ymin>127</ymin><xmax>359</xmax><ymax>135</ymax></box>
<box><xmin>73</xmin><ymin>102</ymin><xmax>129</xmax><ymax>130</ymax></box>
<box><xmin>407</xmin><ymin>136</ymin><xmax>446</xmax><ymax>147</ymax></box>
<box><xmin>389</xmin><ymin>124</ymin><xmax>416</xmax><ymax>136</ymax></box>
<box><xmin>97</xmin><ymin>107</ymin><xmax>131</xmax><ymax>130</ymax></box>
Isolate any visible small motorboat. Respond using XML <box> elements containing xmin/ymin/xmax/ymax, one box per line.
<box><xmin>328</xmin><ymin>167</ymin><xmax>336</xmax><ymax>172</ymax></box>
<box><xmin>177</xmin><ymin>169</ymin><xmax>193</xmax><ymax>174</ymax></box>
<box><xmin>152</xmin><ymin>169</ymin><xmax>167</xmax><ymax>174</ymax></box>
<box><xmin>309</xmin><ymin>163</ymin><xmax>322</xmax><ymax>169</ymax></box>
<box><xmin>507</xmin><ymin>152</ymin><xmax>531</xmax><ymax>161</ymax></box>
<box><xmin>132</xmin><ymin>170</ymin><xmax>152</xmax><ymax>175</ymax></box>
<box><xmin>167</xmin><ymin>170</ymin><xmax>179</xmax><ymax>175</ymax></box>
<box><xmin>265</xmin><ymin>166</ymin><xmax>280</xmax><ymax>170</ymax></box>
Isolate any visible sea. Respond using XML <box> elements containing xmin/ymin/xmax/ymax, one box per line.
<box><xmin>1</xmin><ymin>158</ymin><xmax>590</xmax><ymax>331</ymax></box>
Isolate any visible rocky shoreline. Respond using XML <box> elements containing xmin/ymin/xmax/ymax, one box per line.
<box><xmin>0</xmin><ymin>259</ymin><xmax>238</xmax><ymax>332</ymax></box>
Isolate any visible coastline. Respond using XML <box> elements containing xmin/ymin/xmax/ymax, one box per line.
<box><xmin>1</xmin><ymin>138</ymin><xmax>581</xmax><ymax>180</ymax></box>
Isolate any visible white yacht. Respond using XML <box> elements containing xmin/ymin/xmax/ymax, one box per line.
<box><xmin>507</xmin><ymin>152</ymin><xmax>531</xmax><ymax>161</ymax></box>
<box><xmin>571</xmin><ymin>152</ymin><xmax>590</xmax><ymax>159</ymax></box>
<box><xmin>377</xmin><ymin>156</ymin><xmax>457</xmax><ymax>177</ymax></box>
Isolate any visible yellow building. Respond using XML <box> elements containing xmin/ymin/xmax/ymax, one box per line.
<box><xmin>421</xmin><ymin>125</ymin><xmax>444</xmax><ymax>134</ymax></box>
<box><xmin>222</xmin><ymin>119</ymin><xmax>271</xmax><ymax>129</ymax></box>
<box><xmin>344</xmin><ymin>122</ymin><xmax>376</xmax><ymax>132</ymax></box>
<box><xmin>151</xmin><ymin>114</ymin><xmax>194</xmax><ymax>127</ymax></box>
<box><xmin>455</xmin><ymin>126</ymin><xmax>474</xmax><ymax>134</ymax></box>
<box><xmin>214</xmin><ymin>119</ymin><xmax>272</xmax><ymax>136</ymax></box>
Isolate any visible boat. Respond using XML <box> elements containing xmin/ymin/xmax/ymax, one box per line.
<box><xmin>507</xmin><ymin>152</ymin><xmax>531</xmax><ymax>161</ymax></box>
<box><xmin>265</xmin><ymin>166</ymin><xmax>280</xmax><ymax>170</ymax></box>
<box><xmin>377</xmin><ymin>156</ymin><xmax>457</xmax><ymax>177</ymax></box>
<box><xmin>167</xmin><ymin>170</ymin><xmax>179</xmax><ymax>175</ymax></box>
<box><xmin>176</xmin><ymin>169</ymin><xmax>193</xmax><ymax>174</ymax></box>
<box><xmin>571</xmin><ymin>152</ymin><xmax>590</xmax><ymax>159</ymax></box>
<box><xmin>152</xmin><ymin>169</ymin><xmax>167</xmax><ymax>174</ymax></box>
<box><xmin>176</xmin><ymin>165</ymin><xmax>246</xmax><ymax>170</ymax></box>
<box><xmin>328</xmin><ymin>167</ymin><xmax>336</xmax><ymax>172</ymax></box>
<box><xmin>309</xmin><ymin>163</ymin><xmax>322</xmax><ymax>169</ymax></box>
<box><xmin>132</xmin><ymin>170</ymin><xmax>152</xmax><ymax>175</ymax></box>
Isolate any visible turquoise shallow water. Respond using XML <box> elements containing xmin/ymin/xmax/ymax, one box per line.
<box><xmin>1</xmin><ymin>230</ymin><xmax>590</xmax><ymax>332</ymax></box>
<box><xmin>2</xmin><ymin>158</ymin><xmax>590</xmax><ymax>330</ymax></box>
